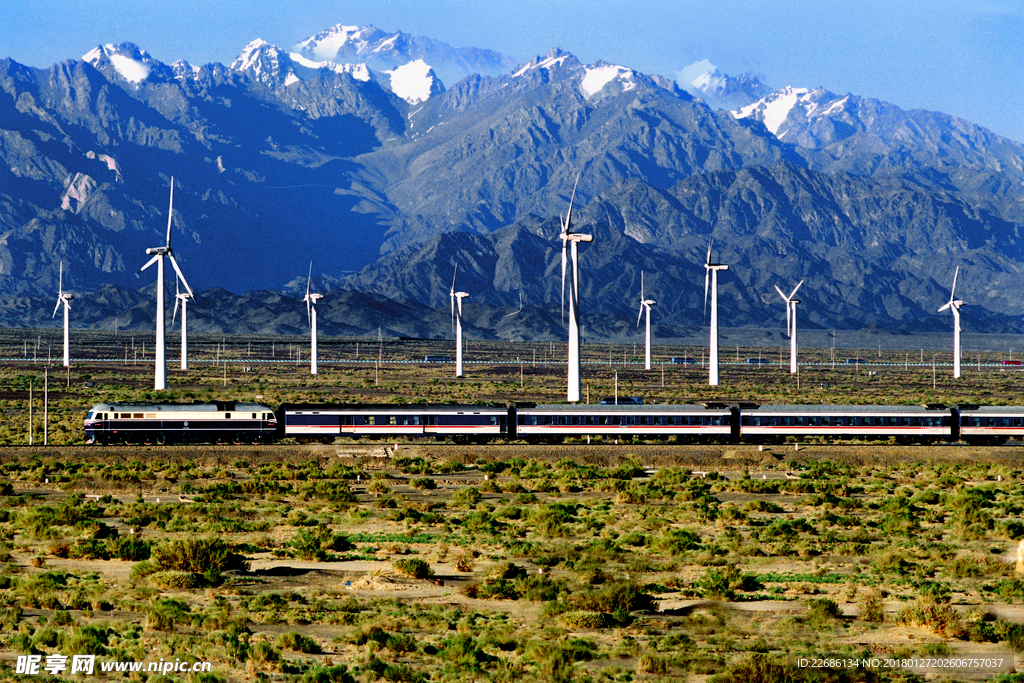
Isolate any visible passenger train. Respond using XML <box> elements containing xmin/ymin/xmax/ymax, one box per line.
<box><xmin>83</xmin><ymin>401</ymin><xmax>1024</xmax><ymax>446</ymax></box>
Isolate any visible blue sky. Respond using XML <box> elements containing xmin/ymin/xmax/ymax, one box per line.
<box><xmin>4</xmin><ymin>0</ymin><xmax>1023</xmax><ymax>141</ymax></box>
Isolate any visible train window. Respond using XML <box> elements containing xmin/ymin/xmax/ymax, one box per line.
<box><xmin>388</xmin><ymin>416</ymin><xmax>397</xmax><ymax>425</ymax></box>
<box><xmin>570</xmin><ymin>416</ymin><xmax>580</xmax><ymax>425</ymax></box>
<box><xmin>627</xmin><ymin>416</ymin><xmax>636</xmax><ymax>426</ymax></box>
<box><xmin>104</xmin><ymin>413</ymin><xmax>109</xmax><ymax>420</ymax></box>
<box><xmin>585</xmin><ymin>416</ymin><xmax>595</xmax><ymax>425</ymax></box>
<box><xmin>252</xmin><ymin>413</ymin><xmax>257</xmax><ymax>419</ymax></box>
<box><xmin>225</xmin><ymin>413</ymin><xmax>231</xmax><ymax>419</ymax></box>
<box><xmin>366</xmin><ymin>416</ymin><xmax>375</xmax><ymax>425</ymax></box>
<box><xmin>133</xmin><ymin>413</ymin><xmax>144</xmax><ymax>419</ymax></box>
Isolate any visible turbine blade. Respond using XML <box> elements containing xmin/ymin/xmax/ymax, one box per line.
<box><xmin>938</xmin><ymin>302</ymin><xmax>951</xmax><ymax>312</ymax></box>
<box><xmin>306</xmin><ymin>261</ymin><xmax>312</xmax><ymax>299</ymax></box>
<box><xmin>703</xmin><ymin>267</ymin><xmax>710</xmax><ymax>321</ymax></box>
<box><xmin>165</xmin><ymin>177</ymin><xmax>174</xmax><ymax>249</ymax></box>
<box><xmin>774</xmin><ymin>284</ymin><xmax>787</xmax><ymax>301</ymax></box>
<box><xmin>789</xmin><ymin>280</ymin><xmax>804</xmax><ymax>299</ymax></box>
<box><xmin>637</xmin><ymin>304</ymin><xmax>644</xmax><ymax>327</ymax></box>
<box><xmin>168</xmin><ymin>255</ymin><xmax>193</xmax><ymax>298</ymax></box>
<box><xmin>706</xmin><ymin>239</ymin><xmax>713</xmax><ymax>266</ymax></box>
<box><xmin>141</xmin><ymin>254</ymin><xmax>160</xmax><ymax>272</ymax></box>
<box><xmin>52</xmin><ymin>297</ymin><xmax>61</xmax><ymax>318</ymax></box>
<box><xmin>950</xmin><ymin>265</ymin><xmax>959</xmax><ymax>297</ymax></box>
<box><xmin>451</xmin><ymin>263</ymin><xmax>458</xmax><ymax>294</ymax></box>
<box><xmin>565</xmin><ymin>172</ymin><xmax>580</xmax><ymax>234</ymax></box>
<box><xmin>58</xmin><ymin>262</ymin><xmax>63</xmax><ymax>295</ymax></box>
<box><xmin>641</xmin><ymin>270</ymin><xmax>645</xmax><ymax>301</ymax></box>
<box><xmin>173</xmin><ymin>293</ymin><xmax>180</xmax><ymax>324</ymax></box>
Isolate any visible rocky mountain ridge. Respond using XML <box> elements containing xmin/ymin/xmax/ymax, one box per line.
<box><xmin>2</xmin><ymin>25</ymin><xmax>1024</xmax><ymax>340</ymax></box>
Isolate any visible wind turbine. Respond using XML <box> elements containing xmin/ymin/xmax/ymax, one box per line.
<box><xmin>304</xmin><ymin>262</ymin><xmax>322</xmax><ymax>375</ymax></box>
<box><xmin>938</xmin><ymin>266</ymin><xmax>964</xmax><ymax>378</ymax></box>
<box><xmin>774</xmin><ymin>280</ymin><xmax>804</xmax><ymax>374</ymax></box>
<box><xmin>172</xmin><ymin>277</ymin><xmax>194</xmax><ymax>370</ymax></box>
<box><xmin>52</xmin><ymin>262</ymin><xmax>73</xmax><ymax>367</ymax></box>
<box><xmin>704</xmin><ymin>240</ymin><xmax>729</xmax><ymax>386</ymax></box>
<box><xmin>450</xmin><ymin>265</ymin><xmax>469</xmax><ymax>377</ymax></box>
<box><xmin>636</xmin><ymin>271</ymin><xmax>655</xmax><ymax>370</ymax></box>
<box><xmin>141</xmin><ymin>177</ymin><xmax>192</xmax><ymax>390</ymax></box>
<box><xmin>559</xmin><ymin>174</ymin><xmax>593</xmax><ymax>402</ymax></box>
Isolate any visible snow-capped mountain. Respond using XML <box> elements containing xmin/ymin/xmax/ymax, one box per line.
<box><xmin>732</xmin><ymin>86</ymin><xmax>837</xmax><ymax>140</ymax></box>
<box><xmin>686</xmin><ymin>68</ymin><xmax>771</xmax><ymax>110</ymax></box>
<box><xmin>4</xmin><ymin>28</ymin><xmax>1024</xmax><ymax>337</ymax></box>
<box><xmin>82</xmin><ymin>42</ymin><xmax>174</xmax><ymax>84</ymax></box>
<box><xmin>230</xmin><ymin>39</ymin><xmax>302</xmax><ymax>88</ymax></box>
<box><xmin>228</xmin><ymin>38</ymin><xmax>439</xmax><ymax>104</ymax></box>
<box><xmin>293</xmin><ymin>24</ymin><xmax>517</xmax><ymax>88</ymax></box>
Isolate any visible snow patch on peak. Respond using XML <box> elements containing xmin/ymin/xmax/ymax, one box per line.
<box><xmin>82</xmin><ymin>43</ymin><xmax>154</xmax><ymax>83</ymax></box>
<box><xmin>385</xmin><ymin>59</ymin><xmax>438</xmax><ymax>105</ymax></box>
<box><xmin>231</xmin><ymin>39</ymin><xmax>277</xmax><ymax>72</ymax></box>
<box><xmin>82</xmin><ymin>46</ymin><xmax>107</xmax><ymax>64</ymax></box>
<box><xmin>733</xmin><ymin>87</ymin><xmax>852</xmax><ymax>138</ymax></box>
<box><xmin>691</xmin><ymin>69</ymin><xmax>725</xmax><ymax>91</ymax></box>
<box><xmin>733</xmin><ymin>86</ymin><xmax>810</xmax><ymax>135</ymax></box>
<box><xmin>288</xmin><ymin>52</ymin><xmax>370</xmax><ymax>81</ymax></box>
<box><xmin>580</xmin><ymin>64</ymin><xmax>633</xmax><ymax>97</ymax></box>
<box><xmin>297</xmin><ymin>24</ymin><xmax>366</xmax><ymax>61</ymax></box>
<box><xmin>109</xmin><ymin>54</ymin><xmax>150</xmax><ymax>83</ymax></box>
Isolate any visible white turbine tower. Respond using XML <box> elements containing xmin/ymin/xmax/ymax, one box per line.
<box><xmin>450</xmin><ymin>265</ymin><xmax>469</xmax><ymax>378</ymax></box>
<box><xmin>52</xmin><ymin>262</ymin><xmax>73</xmax><ymax>367</ymax></box>
<box><xmin>774</xmin><ymin>280</ymin><xmax>804</xmax><ymax>374</ymax></box>
<box><xmin>141</xmin><ymin>177</ymin><xmax>192</xmax><ymax>390</ymax></box>
<box><xmin>559</xmin><ymin>174</ymin><xmax>593</xmax><ymax>403</ymax></box>
<box><xmin>172</xmin><ymin>277</ymin><xmax>194</xmax><ymax>370</ymax></box>
<box><xmin>304</xmin><ymin>263</ymin><xmax>322</xmax><ymax>375</ymax></box>
<box><xmin>704</xmin><ymin>241</ymin><xmax>729</xmax><ymax>386</ymax></box>
<box><xmin>636</xmin><ymin>271</ymin><xmax>655</xmax><ymax>370</ymax></box>
<box><xmin>938</xmin><ymin>266</ymin><xmax>964</xmax><ymax>378</ymax></box>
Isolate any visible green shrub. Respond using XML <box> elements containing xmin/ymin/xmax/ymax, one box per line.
<box><xmin>301</xmin><ymin>665</ymin><xmax>355</xmax><ymax>683</ymax></box>
<box><xmin>393</xmin><ymin>558</ymin><xmax>433</xmax><ymax>580</ymax></box>
<box><xmin>745</xmin><ymin>500</ymin><xmax>784</xmax><ymax>513</ymax></box>
<box><xmin>384</xmin><ymin>632</ymin><xmax>417</xmax><ymax>653</ymax></box>
<box><xmin>860</xmin><ymin>589</ymin><xmax>886</xmax><ymax>623</ymax></box>
<box><xmin>410</xmin><ymin>477</ymin><xmax>436</xmax><ymax>490</ymax></box>
<box><xmin>278</xmin><ymin>632</ymin><xmax>321</xmax><ymax>653</ymax></box>
<box><xmin>655</xmin><ymin>528</ymin><xmax>701</xmax><ymax>555</ymax></box>
<box><xmin>149</xmin><ymin>570</ymin><xmax>205</xmax><ymax>590</ymax></box>
<box><xmin>449</xmin><ymin>486</ymin><xmax>482</xmax><ymax>507</ymax></box>
<box><xmin>806</xmin><ymin>598</ymin><xmax>843</xmax><ymax>626</ymax></box>
<box><xmin>151</xmin><ymin>538</ymin><xmax>249</xmax><ymax>573</ymax></box>
<box><xmin>560</xmin><ymin>610</ymin><xmax>610</xmax><ymax>629</ymax></box>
